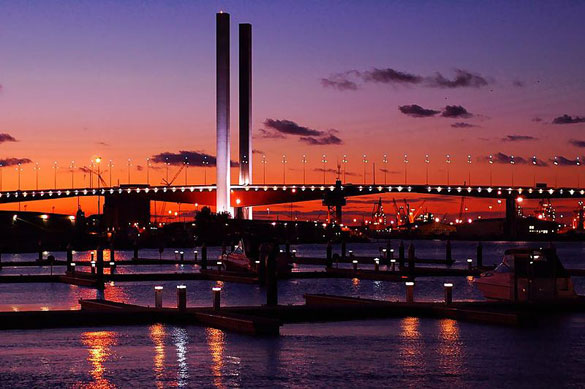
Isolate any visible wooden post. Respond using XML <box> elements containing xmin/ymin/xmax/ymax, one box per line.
<box><xmin>446</xmin><ymin>239</ymin><xmax>453</xmax><ymax>265</ymax></box>
<box><xmin>326</xmin><ymin>241</ymin><xmax>333</xmax><ymax>269</ymax></box>
<box><xmin>444</xmin><ymin>283</ymin><xmax>453</xmax><ymax>305</ymax></box>
<box><xmin>266</xmin><ymin>244</ymin><xmax>279</xmax><ymax>306</ymax></box>
<box><xmin>201</xmin><ymin>243</ymin><xmax>208</xmax><ymax>270</ymax></box>
<box><xmin>154</xmin><ymin>286</ymin><xmax>163</xmax><ymax>308</ymax></box>
<box><xmin>477</xmin><ymin>241</ymin><xmax>483</xmax><ymax>268</ymax></box>
<box><xmin>212</xmin><ymin>287</ymin><xmax>221</xmax><ymax>310</ymax></box>
<box><xmin>177</xmin><ymin>285</ymin><xmax>187</xmax><ymax>311</ymax></box>
<box><xmin>398</xmin><ymin>240</ymin><xmax>405</xmax><ymax>269</ymax></box>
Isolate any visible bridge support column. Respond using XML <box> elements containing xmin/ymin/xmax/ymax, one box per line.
<box><xmin>323</xmin><ymin>179</ymin><xmax>346</xmax><ymax>224</ymax></box>
<box><xmin>504</xmin><ymin>196</ymin><xmax>518</xmax><ymax>239</ymax></box>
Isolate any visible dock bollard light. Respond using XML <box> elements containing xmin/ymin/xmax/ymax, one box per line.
<box><xmin>382</xmin><ymin>248</ymin><xmax>387</xmax><ymax>259</ymax></box>
<box><xmin>390</xmin><ymin>259</ymin><xmax>396</xmax><ymax>272</ymax></box>
<box><xmin>374</xmin><ymin>258</ymin><xmax>380</xmax><ymax>272</ymax></box>
<box><xmin>176</xmin><ymin>285</ymin><xmax>187</xmax><ymax>311</ymax></box>
<box><xmin>217</xmin><ymin>261</ymin><xmax>222</xmax><ymax>272</ymax></box>
<box><xmin>174</xmin><ymin>250</ymin><xmax>179</xmax><ymax>260</ymax></box>
<box><xmin>390</xmin><ymin>248</ymin><xmax>395</xmax><ymax>259</ymax></box>
<box><xmin>71</xmin><ymin>262</ymin><xmax>76</xmax><ymax>273</ymax></box>
<box><xmin>352</xmin><ymin>259</ymin><xmax>358</xmax><ymax>271</ymax></box>
<box><xmin>467</xmin><ymin>258</ymin><xmax>473</xmax><ymax>271</ymax></box>
<box><xmin>349</xmin><ymin>250</ymin><xmax>354</xmax><ymax>258</ymax></box>
<box><xmin>212</xmin><ymin>287</ymin><xmax>222</xmax><ymax>310</ymax></box>
<box><xmin>444</xmin><ymin>283</ymin><xmax>453</xmax><ymax>305</ymax></box>
<box><xmin>91</xmin><ymin>252</ymin><xmax>95</xmax><ymax>261</ymax></box>
<box><xmin>292</xmin><ymin>249</ymin><xmax>297</xmax><ymax>257</ymax></box>
<box><xmin>405</xmin><ymin>281</ymin><xmax>415</xmax><ymax>303</ymax></box>
<box><xmin>90</xmin><ymin>261</ymin><xmax>96</xmax><ymax>274</ymax></box>
<box><xmin>180</xmin><ymin>251</ymin><xmax>184</xmax><ymax>261</ymax></box>
<box><xmin>194</xmin><ymin>250</ymin><xmax>198</xmax><ymax>260</ymax></box>
<box><xmin>154</xmin><ymin>286</ymin><xmax>163</xmax><ymax>308</ymax></box>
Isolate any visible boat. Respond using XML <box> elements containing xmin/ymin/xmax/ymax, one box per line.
<box><xmin>474</xmin><ymin>248</ymin><xmax>577</xmax><ymax>302</ymax></box>
<box><xmin>221</xmin><ymin>239</ymin><xmax>292</xmax><ymax>276</ymax></box>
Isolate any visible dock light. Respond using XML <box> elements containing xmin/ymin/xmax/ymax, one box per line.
<box><xmin>212</xmin><ymin>287</ymin><xmax>222</xmax><ymax>310</ymax></box>
<box><xmin>236</xmin><ymin>198</ymin><xmax>241</xmax><ymax>205</ymax></box>
<box><xmin>176</xmin><ymin>285</ymin><xmax>187</xmax><ymax>311</ymax></box>
<box><xmin>40</xmin><ymin>214</ymin><xmax>48</xmax><ymax>221</ymax></box>
<box><xmin>193</xmin><ymin>250</ymin><xmax>198</xmax><ymax>260</ymax></box>
<box><xmin>71</xmin><ymin>262</ymin><xmax>76</xmax><ymax>273</ymax></box>
<box><xmin>352</xmin><ymin>259</ymin><xmax>358</xmax><ymax>271</ymax></box>
<box><xmin>12</xmin><ymin>214</ymin><xmax>17</xmax><ymax>222</ymax></box>
<box><xmin>405</xmin><ymin>281</ymin><xmax>415</xmax><ymax>303</ymax></box>
<box><xmin>374</xmin><ymin>258</ymin><xmax>380</xmax><ymax>272</ymax></box>
<box><xmin>516</xmin><ymin>196</ymin><xmax>523</xmax><ymax>203</ymax></box>
<box><xmin>217</xmin><ymin>261</ymin><xmax>222</xmax><ymax>272</ymax></box>
<box><xmin>154</xmin><ymin>286</ymin><xmax>163</xmax><ymax>308</ymax></box>
<box><xmin>444</xmin><ymin>283</ymin><xmax>453</xmax><ymax>305</ymax></box>
<box><xmin>179</xmin><ymin>251</ymin><xmax>184</xmax><ymax>261</ymax></box>
<box><xmin>467</xmin><ymin>258</ymin><xmax>473</xmax><ymax>271</ymax></box>
<box><xmin>390</xmin><ymin>258</ymin><xmax>396</xmax><ymax>272</ymax></box>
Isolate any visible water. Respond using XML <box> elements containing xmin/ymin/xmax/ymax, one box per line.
<box><xmin>2</xmin><ymin>240</ymin><xmax>585</xmax><ymax>387</ymax></box>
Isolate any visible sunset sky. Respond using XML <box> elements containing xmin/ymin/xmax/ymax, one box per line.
<box><xmin>1</xmin><ymin>1</ymin><xmax>585</xmax><ymax>220</ymax></box>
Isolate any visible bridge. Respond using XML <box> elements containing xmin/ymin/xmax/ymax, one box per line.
<box><xmin>1</xmin><ymin>180</ymin><xmax>583</xmax><ymax>230</ymax></box>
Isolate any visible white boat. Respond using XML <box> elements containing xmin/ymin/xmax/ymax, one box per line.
<box><xmin>474</xmin><ymin>248</ymin><xmax>577</xmax><ymax>302</ymax></box>
<box><xmin>221</xmin><ymin>239</ymin><xmax>292</xmax><ymax>276</ymax></box>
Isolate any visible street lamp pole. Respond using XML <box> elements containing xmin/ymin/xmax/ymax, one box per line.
<box><xmin>425</xmin><ymin>154</ymin><xmax>430</xmax><ymax>185</ymax></box>
<box><xmin>53</xmin><ymin>161</ymin><xmax>58</xmax><ymax>190</ymax></box>
<box><xmin>261</xmin><ymin>155</ymin><xmax>266</xmax><ymax>185</ymax></box>
<box><xmin>321</xmin><ymin>154</ymin><xmax>327</xmax><ymax>184</ymax></box>
<box><xmin>301</xmin><ymin>154</ymin><xmax>307</xmax><ymax>185</ymax></box>
<box><xmin>342</xmin><ymin>154</ymin><xmax>348</xmax><ymax>184</ymax></box>
<box><xmin>383</xmin><ymin>154</ymin><xmax>388</xmax><ymax>185</ymax></box>
<box><xmin>467</xmin><ymin>154</ymin><xmax>472</xmax><ymax>185</ymax></box>
<box><xmin>362</xmin><ymin>154</ymin><xmax>367</xmax><ymax>185</ymax></box>
<box><xmin>489</xmin><ymin>155</ymin><xmax>494</xmax><ymax>186</ymax></box>
<box><xmin>282</xmin><ymin>154</ymin><xmax>287</xmax><ymax>184</ymax></box>
<box><xmin>403</xmin><ymin>154</ymin><xmax>408</xmax><ymax>184</ymax></box>
<box><xmin>446</xmin><ymin>154</ymin><xmax>451</xmax><ymax>186</ymax></box>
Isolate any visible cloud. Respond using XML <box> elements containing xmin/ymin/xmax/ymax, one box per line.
<box><xmin>479</xmin><ymin>153</ymin><xmax>547</xmax><ymax>166</ymax></box>
<box><xmin>451</xmin><ymin>122</ymin><xmax>478</xmax><ymax>128</ymax></box>
<box><xmin>252</xmin><ymin>149</ymin><xmax>264</xmax><ymax>154</ymax></box>
<box><xmin>379</xmin><ymin>168</ymin><xmax>401</xmax><ymax>174</ymax></box>
<box><xmin>441</xmin><ymin>105</ymin><xmax>472</xmax><ymax>118</ymax></box>
<box><xmin>362</xmin><ymin>68</ymin><xmax>423</xmax><ymax>85</ymax></box>
<box><xmin>255</xmin><ymin>128</ymin><xmax>286</xmax><ymax>139</ymax></box>
<box><xmin>300</xmin><ymin>132</ymin><xmax>343</xmax><ymax>145</ymax></box>
<box><xmin>0</xmin><ymin>157</ymin><xmax>31</xmax><ymax>167</ymax></box>
<box><xmin>551</xmin><ymin>156</ymin><xmax>582</xmax><ymax>166</ymax></box>
<box><xmin>569</xmin><ymin>139</ymin><xmax>585</xmax><ymax>148</ymax></box>
<box><xmin>260</xmin><ymin>119</ymin><xmax>344</xmax><ymax>146</ymax></box>
<box><xmin>151</xmin><ymin>151</ymin><xmax>238</xmax><ymax>167</ymax></box>
<box><xmin>502</xmin><ymin>135</ymin><xmax>537</xmax><ymax>142</ymax></box>
<box><xmin>398</xmin><ymin>104</ymin><xmax>440</xmax><ymax>118</ymax></box>
<box><xmin>264</xmin><ymin>119</ymin><xmax>323</xmax><ymax>136</ymax></box>
<box><xmin>512</xmin><ymin>80</ymin><xmax>525</xmax><ymax>87</ymax></box>
<box><xmin>96</xmin><ymin>141</ymin><xmax>109</xmax><ymax>146</ymax></box>
<box><xmin>0</xmin><ymin>133</ymin><xmax>17</xmax><ymax>143</ymax></box>
<box><xmin>552</xmin><ymin>114</ymin><xmax>585</xmax><ymax>124</ymax></box>
<box><xmin>321</xmin><ymin>68</ymin><xmax>491</xmax><ymax>92</ymax></box>
<box><xmin>320</xmin><ymin>73</ymin><xmax>359</xmax><ymax>91</ymax></box>
<box><xmin>532</xmin><ymin>117</ymin><xmax>543</xmax><ymax>122</ymax></box>
<box><xmin>426</xmin><ymin>69</ymin><xmax>489</xmax><ymax>89</ymax></box>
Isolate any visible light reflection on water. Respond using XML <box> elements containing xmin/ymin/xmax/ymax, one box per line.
<box><xmin>81</xmin><ymin>330</ymin><xmax>117</xmax><ymax>389</ymax></box>
<box><xmin>149</xmin><ymin>323</ymin><xmax>166</xmax><ymax>388</ymax></box>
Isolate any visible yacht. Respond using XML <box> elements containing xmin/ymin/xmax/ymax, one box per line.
<box><xmin>474</xmin><ymin>248</ymin><xmax>577</xmax><ymax>302</ymax></box>
<box><xmin>221</xmin><ymin>239</ymin><xmax>292</xmax><ymax>276</ymax></box>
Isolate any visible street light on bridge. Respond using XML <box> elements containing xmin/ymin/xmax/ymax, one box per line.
<box><xmin>108</xmin><ymin>160</ymin><xmax>113</xmax><ymax>187</ymax></box>
<box><xmin>445</xmin><ymin>154</ymin><xmax>451</xmax><ymax>186</ymax></box>
<box><xmin>321</xmin><ymin>154</ymin><xmax>327</xmax><ymax>184</ymax></box>
<box><xmin>342</xmin><ymin>154</ymin><xmax>348</xmax><ymax>184</ymax></box>
<box><xmin>146</xmin><ymin>158</ymin><xmax>150</xmax><ymax>186</ymax></box>
<box><xmin>553</xmin><ymin>156</ymin><xmax>559</xmax><ymax>188</ymax></box>
<box><xmin>69</xmin><ymin>161</ymin><xmax>74</xmax><ymax>189</ymax></box>
<box><xmin>53</xmin><ymin>161</ymin><xmax>58</xmax><ymax>190</ymax></box>
<box><xmin>383</xmin><ymin>154</ymin><xmax>388</xmax><ymax>185</ymax></box>
<box><xmin>282</xmin><ymin>154</ymin><xmax>287</xmax><ymax>184</ymax></box>
<box><xmin>128</xmin><ymin>158</ymin><xmax>132</xmax><ymax>185</ymax></box>
<box><xmin>425</xmin><ymin>154</ymin><xmax>430</xmax><ymax>185</ymax></box>
<box><xmin>467</xmin><ymin>154</ymin><xmax>472</xmax><ymax>185</ymax></box>
<box><xmin>203</xmin><ymin>156</ymin><xmax>209</xmax><ymax>185</ymax></box>
<box><xmin>362</xmin><ymin>154</ymin><xmax>367</xmax><ymax>185</ymax></box>
<box><xmin>489</xmin><ymin>154</ymin><xmax>494</xmax><ymax>186</ymax></box>
<box><xmin>34</xmin><ymin>162</ymin><xmax>40</xmax><ymax>190</ymax></box>
<box><xmin>510</xmin><ymin>155</ymin><xmax>516</xmax><ymax>186</ymax></box>
<box><xmin>301</xmin><ymin>154</ymin><xmax>307</xmax><ymax>185</ymax></box>
<box><xmin>403</xmin><ymin>154</ymin><xmax>408</xmax><ymax>184</ymax></box>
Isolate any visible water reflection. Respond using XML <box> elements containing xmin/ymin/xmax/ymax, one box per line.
<box><xmin>149</xmin><ymin>323</ymin><xmax>166</xmax><ymax>388</ymax></box>
<box><xmin>173</xmin><ymin>327</ymin><xmax>189</xmax><ymax>387</ymax></box>
<box><xmin>437</xmin><ymin>319</ymin><xmax>464</xmax><ymax>379</ymax></box>
<box><xmin>81</xmin><ymin>330</ymin><xmax>117</xmax><ymax>388</ymax></box>
<box><xmin>398</xmin><ymin>317</ymin><xmax>422</xmax><ymax>373</ymax></box>
<box><xmin>206</xmin><ymin>327</ymin><xmax>225</xmax><ymax>389</ymax></box>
